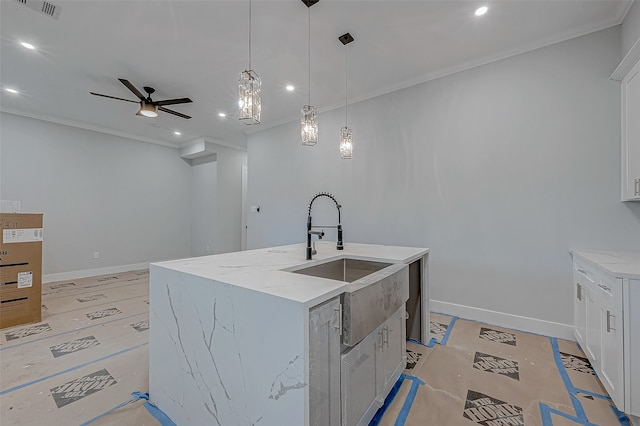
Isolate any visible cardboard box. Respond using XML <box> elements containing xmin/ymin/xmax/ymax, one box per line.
<box><xmin>1</xmin><ymin>213</ymin><xmax>43</xmax><ymax>329</ymax></box>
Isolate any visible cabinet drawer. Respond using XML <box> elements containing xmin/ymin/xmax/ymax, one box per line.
<box><xmin>594</xmin><ymin>273</ymin><xmax>623</xmax><ymax>312</ymax></box>
<box><xmin>574</xmin><ymin>259</ymin><xmax>597</xmax><ymax>286</ymax></box>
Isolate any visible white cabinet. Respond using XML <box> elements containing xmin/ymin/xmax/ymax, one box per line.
<box><xmin>599</xmin><ymin>298</ymin><xmax>624</xmax><ymax>406</ymax></box>
<box><xmin>376</xmin><ymin>307</ymin><xmax>406</xmax><ymax>397</ymax></box>
<box><xmin>341</xmin><ymin>328</ymin><xmax>378</xmax><ymax>426</ymax></box>
<box><xmin>584</xmin><ymin>287</ymin><xmax>601</xmax><ymax>367</ymax></box>
<box><xmin>309</xmin><ymin>296</ymin><xmax>342</xmax><ymax>426</ymax></box>
<box><xmin>571</xmin><ymin>252</ymin><xmax>640</xmax><ymax>421</ymax></box>
<box><xmin>573</xmin><ymin>258</ymin><xmax>624</xmax><ymax>406</ymax></box>
<box><xmin>341</xmin><ymin>305</ymin><xmax>407</xmax><ymax>426</ymax></box>
<box><xmin>621</xmin><ymin>58</ymin><xmax>640</xmax><ymax>201</ymax></box>
<box><xmin>573</xmin><ymin>279</ymin><xmax>587</xmax><ymax>348</ymax></box>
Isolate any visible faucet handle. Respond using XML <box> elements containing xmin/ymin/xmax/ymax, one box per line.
<box><xmin>312</xmin><ymin>241</ymin><xmax>317</xmax><ymax>255</ymax></box>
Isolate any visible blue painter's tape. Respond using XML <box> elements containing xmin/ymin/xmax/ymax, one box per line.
<box><xmin>369</xmin><ymin>374</ymin><xmax>406</xmax><ymax>426</ymax></box>
<box><xmin>0</xmin><ymin>342</ymin><xmax>148</xmax><ymax>396</ymax></box>
<box><xmin>406</xmin><ymin>338</ymin><xmax>430</xmax><ymax>348</ymax></box>
<box><xmin>0</xmin><ymin>312</ymin><xmax>146</xmax><ymax>352</ymax></box>
<box><xmin>550</xmin><ymin>337</ymin><xmax>588</xmax><ymax>420</ymax></box>
<box><xmin>42</xmin><ymin>280</ymin><xmax>147</xmax><ymax>301</ymax></box>
<box><xmin>540</xmin><ymin>402</ymin><xmax>554</xmax><ymax>426</ymax></box>
<box><xmin>426</xmin><ymin>337</ymin><xmax>438</xmax><ymax>348</ymax></box>
<box><xmin>394</xmin><ymin>375</ymin><xmax>425</xmax><ymax>426</ymax></box>
<box><xmin>539</xmin><ymin>402</ymin><xmax>598</xmax><ymax>426</ymax></box>
<box><xmin>144</xmin><ymin>401</ymin><xmax>177</xmax><ymax>426</ymax></box>
<box><xmin>79</xmin><ymin>391</ymin><xmax>149</xmax><ymax>425</ymax></box>
<box><xmin>610</xmin><ymin>404</ymin><xmax>631</xmax><ymax>426</ymax></box>
<box><xmin>439</xmin><ymin>316</ymin><xmax>457</xmax><ymax>346</ymax></box>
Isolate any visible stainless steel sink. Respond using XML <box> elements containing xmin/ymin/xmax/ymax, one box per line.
<box><xmin>288</xmin><ymin>257</ymin><xmax>409</xmax><ymax>346</ymax></box>
<box><xmin>289</xmin><ymin>258</ymin><xmax>393</xmax><ymax>283</ymax></box>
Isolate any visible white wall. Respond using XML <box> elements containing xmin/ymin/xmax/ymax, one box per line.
<box><xmin>247</xmin><ymin>26</ymin><xmax>640</xmax><ymax>330</ymax></box>
<box><xmin>1</xmin><ymin>112</ymin><xmax>192</xmax><ymax>275</ymax></box>
<box><xmin>187</xmin><ymin>143</ymin><xmax>248</xmax><ymax>256</ymax></box>
<box><xmin>210</xmin><ymin>142</ymin><xmax>247</xmax><ymax>254</ymax></box>
<box><xmin>190</xmin><ymin>155</ymin><xmax>217</xmax><ymax>256</ymax></box>
<box><xmin>622</xmin><ymin>0</ymin><xmax>640</xmax><ymax>57</ymax></box>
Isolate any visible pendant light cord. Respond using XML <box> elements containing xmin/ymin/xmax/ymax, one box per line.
<box><xmin>308</xmin><ymin>7</ymin><xmax>311</xmax><ymax>106</ymax></box>
<box><xmin>345</xmin><ymin>45</ymin><xmax>348</xmax><ymax>126</ymax></box>
<box><xmin>248</xmin><ymin>0</ymin><xmax>252</xmax><ymax>70</ymax></box>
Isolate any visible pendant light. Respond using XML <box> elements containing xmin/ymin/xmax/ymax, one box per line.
<box><xmin>301</xmin><ymin>0</ymin><xmax>319</xmax><ymax>145</ymax></box>
<box><xmin>339</xmin><ymin>32</ymin><xmax>354</xmax><ymax>159</ymax></box>
<box><xmin>238</xmin><ymin>0</ymin><xmax>261</xmax><ymax>125</ymax></box>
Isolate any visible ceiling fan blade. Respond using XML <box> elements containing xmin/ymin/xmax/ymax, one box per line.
<box><xmin>90</xmin><ymin>92</ymin><xmax>138</xmax><ymax>103</ymax></box>
<box><xmin>118</xmin><ymin>78</ymin><xmax>146</xmax><ymax>101</ymax></box>
<box><xmin>159</xmin><ymin>106</ymin><xmax>191</xmax><ymax>119</ymax></box>
<box><xmin>155</xmin><ymin>97</ymin><xmax>193</xmax><ymax>106</ymax></box>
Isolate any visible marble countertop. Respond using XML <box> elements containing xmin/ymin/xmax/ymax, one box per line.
<box><xmin>571</xmin><ymin>249</ymin><xmax>640</xmax><ymax>280</ymax></box>
<box><xmin>152</xmin><ymin>242</ymin><xmax>429</xmax><ymax>307</ymax></box>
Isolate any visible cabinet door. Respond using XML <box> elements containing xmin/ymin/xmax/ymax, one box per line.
<box><xmin>309</xmin><ymin>297</ymin><xmax>341</xmax><ymax>426</ymax></box>
<box><xmin>341</xmin><ymin>330</ymin><xmax>378</xmax><ymax>426</ymax></box>
<box><xmin>376</xmin><ymin>307</ymin><xmax>406</xmax><ymax>397</ymax></box>
<box><xmin>599</xmin><ymin>301</ymin><xmax>624</xmax><ymax>408</ymax></box>
<box><xmin>574</xmin><ymin>280</ymin><xmax>587</xmax><ymax>348</ymax></box>
<box><xmin>585</xmin><ymin>287</ymin><xmax>601</xmax><ymax>371</ymax></box>
<box><xmin>622</xmin><ymin>58</ymin><xmax>640</xmax><ymax>201</ymax></box>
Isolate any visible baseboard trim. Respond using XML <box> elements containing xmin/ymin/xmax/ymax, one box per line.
<box><xmin>430</xmin><ymin>300</ymin><xmax>575</xmax><ymax>341</ymax></box>
<box><xmin>43</xmin><ymin>262</ymin><xmax>150</xmax><ymax>284</ymax></box>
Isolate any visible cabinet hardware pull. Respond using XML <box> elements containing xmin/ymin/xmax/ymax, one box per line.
<box><xmin>384</xmin><ymin>326</ymin><xmax>389</xmax><ymax>348</ymax></box>
<box><xmin>598</xmin><ymin>283</ymin><xmax>612</xmax><ymax>292</ymax></box>
<box><xmin>636</xmin><ymin>178</ymin><xmax>640</xmax><ymax>196</ymax></box>
<box><xmin>576</xmin><ymin>283</ymin><xmax>582</xmax><ymax>301</ymax></box>
<box><xmin>577</xmin><ymin>269</ymin><xmax>587</xmax><ymax>274</ymax></box>
<box><xmin>607</xmin><ymin>311</ymin><xmax>616</xmax><ymax>332</ymax></box>
<box><xmin>334</xmin><ymin>304</ymin><xmax>343</xmax><ymax>336</ymax></box>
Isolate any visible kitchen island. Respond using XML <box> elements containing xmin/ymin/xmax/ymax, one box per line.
<box><xmin>148</xmin><ymin>242</ymin><xmax>429</xmax><ymax>426</ymax></box>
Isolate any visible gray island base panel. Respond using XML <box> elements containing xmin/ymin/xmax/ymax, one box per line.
<box><xmin>148</xmin><ymin>242</ymin><xmax>429</xmax><ymax>426</ymax></box>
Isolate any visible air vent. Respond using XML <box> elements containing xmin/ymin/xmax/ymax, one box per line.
<box><xmin>14</xmin><ymin>0</ymin><xmax>61</xmax><ymax>19</ymax></box>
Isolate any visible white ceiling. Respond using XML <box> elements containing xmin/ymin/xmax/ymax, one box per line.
<box><xmin>0</xmin><ymin>0</ymin><xmax>633</xmax><ymax>149</ymax></box>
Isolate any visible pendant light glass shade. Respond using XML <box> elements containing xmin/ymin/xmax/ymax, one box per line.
<box><xmin>301</xmin><ymin>105</ymin><xmax>318</xmax><ymax>145</ymax></box>
<box><xmin>238</xmin><ymin>69</ymin><xmax>261</xmax><ymax>124</ymax></box>
<box><xmin>339</xmin><ymin>126</ymin><xmax>352</xmax><ymax>159</ymax></box>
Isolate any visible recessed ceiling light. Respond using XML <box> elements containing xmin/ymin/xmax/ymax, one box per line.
<box><xmin>218</xmin><ymin>112</ymin><xmax>227</xmax><ymax>118</ymax></box>
<box><xmin>475</xmin><ymin>6</ymin><xmax>488</xmax><ymax>16</ymax></box>
<box><xmin>4</xmin><ymin>88</ymin><xmax>19</xmax><ymax>94</ymax></box>
<box><xmin>20</xmin><ymin>41</ymin><xmax>35</xmax><ymax>50</ymax></box>
<box><xmin>286</xmin><ymin>85</ymin><xmax>295</xmax><ymax>92</ymax></box>
<box><xmin>173</xmin><ymin>131</ymin><xmax>182</xmax><ymax>136</ymax></box>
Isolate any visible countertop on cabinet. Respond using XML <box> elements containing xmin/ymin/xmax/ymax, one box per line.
<box><xmin>152</xmin><ymin>242</ymin><xmax>429</xmax><ymax>308</ymax></box>
<box><xmin>571</xmin><ymin>249</ymin><xmax>640</xmax><ymax>280</ymax></box>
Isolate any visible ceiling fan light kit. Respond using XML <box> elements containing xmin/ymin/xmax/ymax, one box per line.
<box><xmin>138</xmin><ymin>101</ymin><xmax>158</xmax><ymax>118</ymax></box>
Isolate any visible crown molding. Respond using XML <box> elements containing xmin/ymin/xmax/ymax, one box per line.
<box><xmin>0</xmin><ymin>107</ymin><xmax>180</xmax><ymax>148</ymax></box>
<box><xmin>247</xmin><ymin>19</ymin><xmax>624</xmax><ymax>136</ymax></box>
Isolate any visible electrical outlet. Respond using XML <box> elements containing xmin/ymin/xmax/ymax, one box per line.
<box><xmin>93</xmin><ymin>252</ymin><xmax>99</xmax><ymax>259</ymax></box>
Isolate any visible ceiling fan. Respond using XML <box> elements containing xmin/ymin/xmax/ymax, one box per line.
<box><xmin>90</xmin><ymin>78</ymin><xmax>193</xmax><ymax>119</ymax></box>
